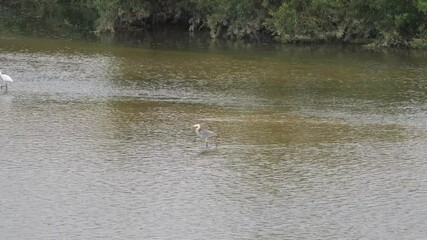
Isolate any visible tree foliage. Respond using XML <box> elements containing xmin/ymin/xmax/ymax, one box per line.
<box><xmin>264</xmin><ymin>0</ymin><xmax>427</xmax><ymax>46</ymax></box>
<box><xmin>0</xmin><ymin>0</ymin><xmax>98</xmax><ymax>37</ymax></box>
<box><xmin>1</xmin><ymin>0</ymin><xmax>426</xmax><ymax>47</ymax></box>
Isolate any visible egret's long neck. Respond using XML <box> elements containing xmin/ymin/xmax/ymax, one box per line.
<box><xmin>194</xmin><ymin>126</ymin><xmax>200</xmax><ymax>134</ymax></box>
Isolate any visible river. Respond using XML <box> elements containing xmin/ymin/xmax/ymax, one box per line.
<box><xmin>1</xmin><ymin>36</ymin><xmax>427</xmax><ymax>239</ymax></box>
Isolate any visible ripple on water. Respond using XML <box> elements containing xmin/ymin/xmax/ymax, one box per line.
<box><xmin>1</xmin><ymin>40</ymin><xmax>427</xmax><ymax>239</ymax></box>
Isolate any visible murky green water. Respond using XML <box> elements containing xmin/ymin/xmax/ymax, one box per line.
<box><xmin>1</xmin><ymin>36</ymin><xmax>427</xmax><ymax>239</ymax></box>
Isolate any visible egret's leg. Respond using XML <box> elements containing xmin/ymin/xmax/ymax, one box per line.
<box><xmin>205</xmin><ymin>138</ymin><xmax>208</xmax><ymax>148</ymax></box>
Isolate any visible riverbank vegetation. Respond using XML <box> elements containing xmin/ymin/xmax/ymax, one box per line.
<box><xmin>1</xmin><ymin>0</ymin><xmax>426</xmax><ymax>48</ymax></box>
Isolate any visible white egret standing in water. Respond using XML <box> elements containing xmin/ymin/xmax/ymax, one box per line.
<box><xmin>0</xmin><ymin>70</ymin><xmax>13</xmax><ymax>90</ymax></box>
<box><xmin>192</xmin><ymin>124</ymin><xmax>217</xmax><ymax>148</ymax></box>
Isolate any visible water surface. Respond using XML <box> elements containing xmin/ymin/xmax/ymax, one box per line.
<box><xmin>1</xmin><ymin>36</ymin><xmax>427</xmax><ymax>239</ymax></box>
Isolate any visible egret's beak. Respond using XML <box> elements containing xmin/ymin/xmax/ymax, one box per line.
<box><xmin>192</xmin><ymin>124</ymin><xmax>198</xmax><ymax>128</ymax></box>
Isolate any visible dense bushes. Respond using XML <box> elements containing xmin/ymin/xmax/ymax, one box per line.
<box><xmin>1</xmin><ymin>0</ymin><xmax>426</xmax><ymax>47</ymax></box>
<box><xmin>0</xmin><ymin>0</ymin><xmax>98</xmax><ymax>37</ymax></box>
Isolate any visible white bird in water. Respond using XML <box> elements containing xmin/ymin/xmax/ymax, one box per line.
<box><xmin>0</xmin><ymin>70</ymin><xmax>13</xmax><ymax>90</ymax></box>
<box><xmin>192</xmin><ymin>124</ymin><xmax>217</xmax><ymax>148</ymax></box>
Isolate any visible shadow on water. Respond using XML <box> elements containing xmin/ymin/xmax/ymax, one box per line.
<box><xmin>196</xmin><ymin>147</ymin><xmax>219</xmax><ymax>156</ymax></box>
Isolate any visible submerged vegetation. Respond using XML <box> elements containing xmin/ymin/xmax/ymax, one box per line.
<box><xmin>1</xmin><ymin>0</ymin><xmax>426</xmax><ymax>47</ymax></box>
